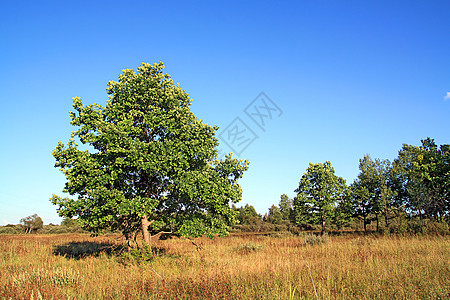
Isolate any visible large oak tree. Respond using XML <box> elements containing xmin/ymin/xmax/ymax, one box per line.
<box><xmin>51</xmin><ymin>62</ymin><xmax>249</xmax><ymax>245</ymax></box>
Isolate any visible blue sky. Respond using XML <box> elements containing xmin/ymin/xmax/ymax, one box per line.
<box><xmin>1</xmin><ymin>1</ymin><xmax>449</xmax><ymax>224</ymax></box>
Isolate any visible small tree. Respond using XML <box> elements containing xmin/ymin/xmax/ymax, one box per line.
<box><xmin>61</xmin><ymin>217</ymin><xmax>79</xmax><ymax>228</ymax></box>
<box><xmin>393</xmin><ymin>138</ymin><xmax>449</xmax><ymax>221</ymax></box>
<box><xmin>279</xmin><ymin>194</ymin><xmax>294</xmax><ymax>223</ymax></box>
<box><xmin>354</xmin><ymin>155</ymin><xmax>394</xmax><ymax>232</ymax></box>
<box><xmin>51</xmin><ymin>62</ymin><xmax>249</xmax><ymax>246</ymax></box>
<box><xmin>350</xmin><ymin>182</ymin><xmax>371</xmax><ymax>232</ymax></box>
<box><xmin>294</xmin><ymin>161</ymin><xmax>347</xmax><ymax>234</ymax></box>
<box><xmin>332</xmin><ymin>189</ymin><xmax>353</xmax><ymax>230</ymax></box>
<box><xmin>20</xmin><ymin>214</ymin><xmax>43</xmax><ymax>234</ymax></box>
<box><xmin>233</xmin><ymin>204</ymin><xmax>261</xmax><ymax>225</ymax></box>
<box><xmin>266</xmin><ymin>205</ymin><xmax>284</xmax><ymax>225</ymax></box>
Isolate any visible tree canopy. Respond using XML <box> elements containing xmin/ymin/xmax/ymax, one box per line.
<box><xmin>51</xmin><ymin>62</ymin><xmax>249</xmax><ymax>244</ymax></box>
<box><xmin>233</xmin><ymin>204</ymin><xmax>261</xmax><ymax>225</ymax></box>
<box><xmin>392</xmin><ymin>138</ymin><xmax>449</xmax><ymax>221</ymax></box>
<box><xmin>20</xmin><ymin>214</ymin><xmax>43</xmax><ymax>234</ymax></box>
<box><xmin>351</xmin><ymin>155</ymin><xmax>393</xmax><ymax>232</ymax></box>
<box><xmin>294</xmin><ymin>161</ymin><xmax>347</xmax><ymax>234</ymax></box>
<box><xmin>279</xmin><ymin>194</ymin><xmax>294</xmax><ymax>222</ymax></box>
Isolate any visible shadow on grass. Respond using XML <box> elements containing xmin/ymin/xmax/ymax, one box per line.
<box><xmin>53</xmin><ymin>241</ymin><xmax>169</xmax><ymax>261</ymax></box>
<box><xmin>53</xmin><ymin>241</ymin><xmax>125</xmax><ymax>259</ymax></box>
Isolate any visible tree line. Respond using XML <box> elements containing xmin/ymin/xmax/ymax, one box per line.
<box><xmin>2</xmin><ymin>137</ymin><xmax>447</xmax><ymax>236</ymax></box>
<box><xmin>233</xmin><ymin>138</ymin><xmax>449</xmax><ymax>235</ymax></box>
<box><xmin>45</xmin><ymin>62</ymin><xmax>448</xmax><ymax>246</ymax></box>
<box><xmin>0</xmin><ymin>215</ymin><xmax>85</xmax><ymax>234</ymax></box>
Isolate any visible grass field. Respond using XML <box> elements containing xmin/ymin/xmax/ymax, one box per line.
<box><xmin>0</xmin><ymin>232</ymin><xmax>448</xmax><ymax>299</ymax></box>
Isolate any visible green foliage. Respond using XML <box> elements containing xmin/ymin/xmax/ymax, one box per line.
<box><xmin>61</xmin><ymin>217</ymin><xmax>79</xmax><ymax>228</ymax></box>
<box><xmin>265</xmin><ymin>205</ymin><xmax>284</xmax><ymax>225</ymax></box>
<box><xmin>294</xmin><ymin>161</ymin><xmax>347</xmax><ymax>233</ymax></box>
<box><xmin>279</xmin><ymin>194</ymin><xmax>294</xmax><ymax>222</ymax></box>
<box><xmin>121</xmin><ymin>242</ymin><xmax>155</xmax><ymax>264</ymax></box>
<box><xmin>414</xmin><ymin>220</ymin><xmax>449</xmax><ymax>235</ymax></box>
<box><xmin>350</xmin><ymin>181</ymin><xmax>371</xmax><ymax>230</ymax></box>
<box><xmin>332</xmin><ymin>194</ymin><xmax>354</xmax><ymax>230</ymax></box>
<box><xmin>394</xmin><ymin>218</ymin><xmax>449</xmax><ymax>235</ymax></box>
<box><xmin>231</xmin><ymin>221</ymin><xmax>287</xmax><ymax>233</ymax></box>
<box><xmin>0</xmin><ymin>223</ymin><xmax>86</xmax><ymax>235</ymax></box>
<box><xmin>264</xmin><ymin>138</ymin><xmax>449</xmax><ymax>235</ymax></box>
<box><xmin>51</xmin><ymin>62</ymin><xmax>249</xmax><ymax>243</ymax></box>
<box><xmin>0</xmin><ymin>224</ymin><xmax>24</xmax><ymax>234</ymax></box>
<box><xmin>233</xmin><ymin>204</ymin><xmax>262</xmax><ymax>226</ymax></box>
<box><xmin>351</xmin><ymin>155</ymin><xmax>394</xmax><ymax>232</ymax></box>
<box><xmin>392</xmin><ymin>138</ymin><xmax>449</xmax><ymax>221</ymax></box>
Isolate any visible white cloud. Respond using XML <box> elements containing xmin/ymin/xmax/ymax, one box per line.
<box><xmin>2</xmin><ymin>219</ymin><xmax>8</xmax><ymax>225</ymax></box>
<box><xmin>444</xmin><ymin>92</ymin><xmax>450</xmax><ymax>100</ymax></box>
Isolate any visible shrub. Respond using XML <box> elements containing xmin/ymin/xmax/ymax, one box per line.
<box><xmin>304</xmin><ymin>233</ymin><xmax>329</xmax><ymax>245</ymax></box>
<box><xmin>417</xmin><ymin>220</ymin><xmax>449</xmax><ymax>235</ymax></box>
<box><xmin>233</xmin><ymin>242</ymin><xmax>263</xmax><ymax>254</ymax></box>
<box><xmin>0</xmin><ymin>224</ymin><xmax>24</xmax><ymax>234</ymax></box>
<box><xmin>120</xmin><ymin>243</ymin><xmax>167</xmax><ymax>265</ymax></box>
<box><xmin>384</xmin><ymin>216</ymin><xmax>449</xmax><ymax>236</ymax></box>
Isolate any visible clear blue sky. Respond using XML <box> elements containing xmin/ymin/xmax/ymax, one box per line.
<box><xmin>1</xmin><ymin>0</ymin><xmax>449</xmax><ymax>224</ymax></box>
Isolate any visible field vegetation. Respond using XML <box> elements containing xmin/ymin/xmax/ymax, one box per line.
<box><xmin>1</xmin><ymin>232</ymin><xmax>448</xmax><ymax>299</ymax></box>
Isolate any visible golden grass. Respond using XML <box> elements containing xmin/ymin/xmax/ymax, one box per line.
<box><xmin>0</xmin><ymin>233</ymin><xmax>448</xmax><ymax>299</ymax></box>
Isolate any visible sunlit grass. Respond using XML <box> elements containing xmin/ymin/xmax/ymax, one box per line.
<box><xmin>0</xmin><ymin>233</ymin><xmax>448</xmax><ymax>299</ymax></box>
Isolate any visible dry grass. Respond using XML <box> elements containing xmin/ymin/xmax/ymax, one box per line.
<box><xmin>0</xmin><ymin>233</ymin><xmax>449</xmax><ymax>299</ymax></box>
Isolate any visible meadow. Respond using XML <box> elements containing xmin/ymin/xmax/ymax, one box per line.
<box><xmin>0</xmin><ymin>232</ymin><xmax>448</xmax><ymax>299</ymax></box>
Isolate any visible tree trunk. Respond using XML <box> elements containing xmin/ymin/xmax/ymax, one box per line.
<box><xmin>363</xmin><ymin>215</ymin><xmax>367</xmax><ymax>233</ymax></box>
<box><xmin>126</xmin><ymin>232</ymin><xmax>137</xmax><ymax>251</ymax></box>
<box><xmin>384</xmin><ymin>211</ymin><xmax>389</xmax><ymax>229</ymax></box>
<box><xmin>141</xmin><ymin>216</ymin><xmax>151</xmax><ymax>245</ymax></box>
<box><xmin>376</xmin><ymin>214</ymin><xmax>379</xmax><ymax>232</ymax></box>
<box><xmin>321</xmin><ymin>216</ymin><xmax>326</xmax><ymax>235</ymax></box>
